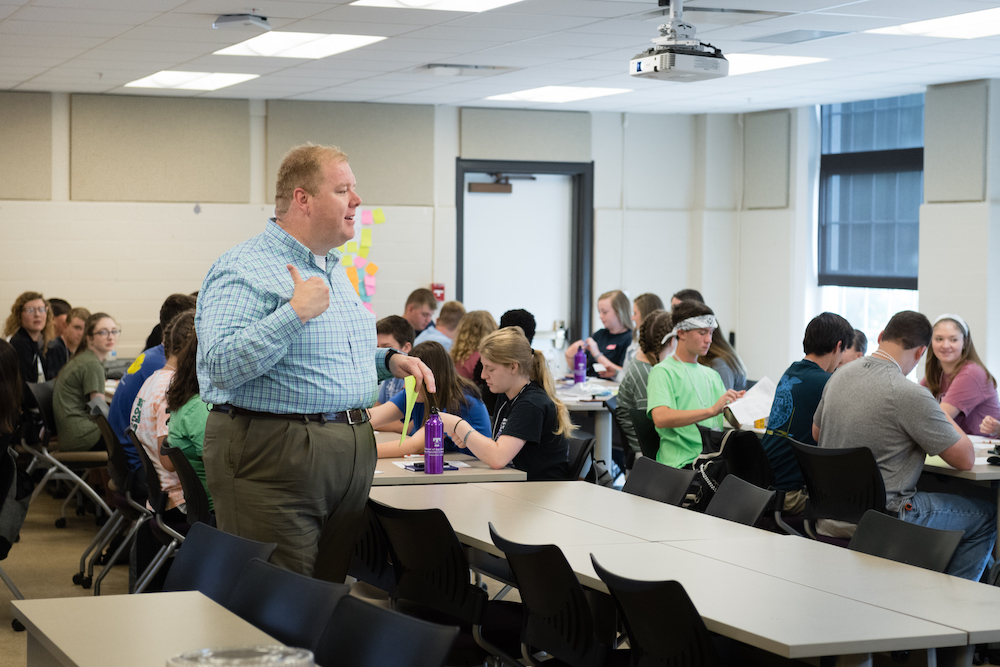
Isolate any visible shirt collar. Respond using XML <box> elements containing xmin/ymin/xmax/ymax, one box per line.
<box><xmin>266</xmin><ymin>218</ymin><xmax>341</xmax><ymax>268</ymax></box>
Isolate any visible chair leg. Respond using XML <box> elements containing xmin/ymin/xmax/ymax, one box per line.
<box><xmin>75</xmin><ymin>511</ymin><xmax>123</xmax><ymax>587</ymax></box>
<box><xmin>774</xmin><ymin>510</ymin><xmax>804</xmax><ymax>538</ymax></box>
<box><xmin>94</xmin><ymin>516</ymin><xmax>147</xmax><ymax>596</ymax></box>
<box><xmin>0</xmin><ymin>565</ymin><xmax>23</xmax><ymax>600</ymax></box>
<box><xmin>473</xmin><ymin>624</ymin><xmax>523</xmax><ymax>667</ymax></box>
<box><xmin>30</xmin><ymin>466</ymin><xmax>58</xmax><ymax>502</ymax></box>
<box><xmin>133</xmin><ymin>538</ymin><xmax>180</xmax><ymax>594</ymax></box>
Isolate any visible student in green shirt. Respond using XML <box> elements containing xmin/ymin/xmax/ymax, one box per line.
<box><xmin>646</xmin><ymin>300</ymin><xmax>744</xmax><ymax>468</ymax></box>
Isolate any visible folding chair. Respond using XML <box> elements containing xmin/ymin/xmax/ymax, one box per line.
<box><xmin>849</xmin><ymin>509</ymin><xmax>964</xmax><ymax>573</ymax></box>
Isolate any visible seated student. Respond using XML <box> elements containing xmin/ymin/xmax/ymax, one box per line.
<box><xmin>108</xmin><ymin>293</ymin><xmax>197</xmax><ymax>473</ymax></box>
<box><xmin>48</xmin><ymin>298</ymin><xmax>71</xmax><ymax>339</ymax></box>
<box><xmin>668</xmin><ymin>289</ymin><xmax>749</xmax><ymax>390</ymax></box>
<box><xmin>163</xmin><ymin>315</ymin><xmax>212</xmax><ymax>511</ymax></box>
<box><xmin>919</xmin><ymin>314</ymin><xmax>1000</xmax><ymax>436</ymax></box>
<box><xmin>451</xmin><ymin>310</ymin><xmax>497</xmax><ymax>380</ymax></box>
<box><xmin>414</xmin><ymin>300</ymin><xmax>465</xmax><ymax>352</ymax></box>
<box><xmin>813</xmin><ymin>311</ymin><xmax>996</xmax><ymax>581</ymax></box>
<box><xmin>45</xmin><ymin>307</ymin><xmax>90</xmax><ymax>380</ymax></box>
<box><xmin>4</xmin><ymin>291</ymin><xmax>53</xmax><ymax>385</ymax></box>
<box><xmin>670</xmin><ymin>288</ymin><xmax>704</xmax><ymax>308</ymax></box>
<box><xmin>53</xmin><ymin>312</ymin><xmax>119</xmax><ymax>452</ymax></box>
<box><xmin>565</xmin><ymin>290</ymin><xmax>633</xmax><ymax>379</ymax></box>
<box><xmin>616</xmin><ymin>310</ymin><xmax>673</xmax><ymax>460</ymax></box>
<box><xmin>370</xmin><ymin>341</ymin><xmax>490</xmax><ymax>458</ymax></box>
<box><xmin>618</xmin><ymin>293</ymin><xmax>665</xmax><ymax>380</ymax></box>
<box><xmin>647</xmin><ymin>300</ymin><xmax>744</xmax><ymax>469</ymax></box>
<box><xmin>0</xmin><ymin>340</ymin><xmax>21</xmax><ymax>449</ymax></box>
<box><xmin>375</xmin><ymin>315</ymin><xmax>415</xmax><ymax>406</ymax></box>
<box><xmin>439</xmin><ymin>327</ymin><xmax>573</xmax><ymax>481</ymax></box>
<box><xmin>402</xmin><ymin>288</ymin><xmax>437</xmax><ymax>337</ymax></box>
<box><xmin>760</xmin><ymin>312</ymin><xmax>854</xmax><ymax>514</ymax></box>
<box><xmin>474</xmin><ymin>308</ymin><xmax>536</xmax><ymax>414</ymax></box>
<box><xmin>131</xmin><ymin>311</ymin><xmax>194</xmax><ymax>514</ymax></box>
<box><xmin>837</xmin><ymin>329</ymin><xmax>867</xmax><ymax>368</ymax></box>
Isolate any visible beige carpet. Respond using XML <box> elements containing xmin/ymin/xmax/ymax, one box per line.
<box><xmin>0</xmin><ymin>490</ymin><xmax>129</xmax><ymax>667</ymax></box>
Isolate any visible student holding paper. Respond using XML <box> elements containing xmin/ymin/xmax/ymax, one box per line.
<box><xmin>668</xmin><ymin>289</ymin><xmax>748</xmax><ymax>390</ymax></box>
<box><xmin>760</xmin><ymin>312</ymin><xmax>854</xmax><ymax>513</ymax></box>
<box><xmin>646</xmin><ymin>301</ymin><xmax>743</xmax><ymax>469</ymax></box>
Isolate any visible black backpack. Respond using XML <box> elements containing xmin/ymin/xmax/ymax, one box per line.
<box><xmin>690</xmin><ymin>429</ymin><xmax>765</xmax><ymax>512</ymax></box>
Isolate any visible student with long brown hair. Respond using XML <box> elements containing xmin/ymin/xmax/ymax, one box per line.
<box><xmin>450</xmin><ymin>310</ymin><xmax>497</xmax><ymax>380</ymax></box>
<box><xmin>440</xmin><ymin>327</ymin><xmax>574</xmax><ymax>480</ymax></box>
<box><xmin>616</xmin><ymin>310</ymin><xmax>673</xmax><ymax>459</ymax></box>
<box><xmin>370</xmin><ymin>341</ymin><xmax>490</xmax><ymax>458</ymax></box>
<box><xmin>618</xmin><ymin>292</ymin><xmax>665</xmax><ymax>379</ymax></box>
<box><xmin>0</xmin><ymin>340</ymin><xmax>22</xmax><ymax>448</ymax></box>
<box><xmin>919</xmin><ymin>314</ymin><xmax>1000</xmax><ymax>436</ymax></box>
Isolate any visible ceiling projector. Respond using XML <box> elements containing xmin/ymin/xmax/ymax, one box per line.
<box><xmin>630</xmin><ymin>0</ymin><xmax>728</xmax><ymax>82</ymax></box>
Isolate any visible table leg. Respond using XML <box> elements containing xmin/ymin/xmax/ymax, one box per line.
<box><xmin>593</xmin><ymin>410</ymin><xmax>612</xmax><ymax>466</ymax></box>
<box><xmin>832</xmin><ymin>653</ymin><xmax>872</xmax><ymax>667</ymax></box>
<box><xmin>929</xmin><ymin>645</ymin><xmax>975</xmax><ymax>667</ymax></box>
<box><xmin>26</xmin><ymin>631</ymin><xmax>63</xmax><ymax>667</ymax></box>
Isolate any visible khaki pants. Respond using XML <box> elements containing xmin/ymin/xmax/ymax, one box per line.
<box><xmin>783</xmin><ymin>488</ymin><xmax>808</xmax><ymax>515</ymax></box>
<box><xmin>203</xmin><ymin>411</ymin><xmax>377</xmax><ymax>582</ymax></box>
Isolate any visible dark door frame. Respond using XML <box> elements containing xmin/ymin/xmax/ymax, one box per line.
<box><xmin>455</xmin><ymin>158</ymin><xmax>595</xmax><ymax>341</ymax></box>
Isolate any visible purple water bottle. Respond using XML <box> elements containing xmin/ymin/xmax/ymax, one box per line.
<box><xmin>424</xmin><ymin>407</ymin><xmax>444</xmax><ymax>475</ymax></box>
<box><xmin>574</xmin><ymin>346</ymin><xmax>587</xmax><ymax>384</ymax></box>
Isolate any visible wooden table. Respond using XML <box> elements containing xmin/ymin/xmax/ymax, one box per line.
<box><xmin>12</xmin><ymin>591</ymin><xmax>279</xmax><ymax>667</ymax></box>
<box><xmin>374</xmin><ymin>454</ymin><xmax>527</xmax><ymax>485</ymax></box>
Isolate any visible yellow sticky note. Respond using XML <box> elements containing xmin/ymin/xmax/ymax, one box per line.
<box><xmin>360</xmin><ymin>229</ymin><xmax>372</xmax><ymax>247</ymax></box>
<box><xmin>345</xmin><ymin>242</ymin><xmax>358</xmax><ymax>254</ymax></box>
<box><xmin>373</xmin><ymin>208</ymin><xmax>386</xmax><ymax>224</ymax></box>
<box><xmin>342</xmin><ymin>254</ymin><xmax>354</xmax><ymax>266</ymax></box>
<box><xmin>359</xmin><ymin>247</ymin><xmax>370</xmax><ymax>258</ymax></box>
<box><xmin>337</xmin><ymin>245</ymin><xmax>346</xmax><ymax>253</ymax></box>
<box><xmin>400</xmin><ymin>375</ymin><xmax>417</xmax><ymax>446</ymax></box>
<box><xmin>365</xmin><ymin>262</ymin><xmax>379</xmax><ymax>276</ymax></box>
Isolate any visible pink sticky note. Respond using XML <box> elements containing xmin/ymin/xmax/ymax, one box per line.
<box><xmin>361</xmin><ymin>210</ymin><xmax>373</xmax><ymax>226</ymax></box>
<box><xmin>363</xmin><ymin>302</ymin><xmax>375</xmax><ymax>315</ymax></box>
<box><xmin>353</xmin><ymin>255</ymin><xmax>367</xmax><ymax>269</ymax></box>
<box><xmin>364</xmin><ymin>275</ymin><xmax>376</xmax><ymax>295</ymax></box>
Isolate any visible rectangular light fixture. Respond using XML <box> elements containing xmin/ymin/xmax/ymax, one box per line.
<box><xmin>726</xmin><ymin>54</ymin><xmax>828</xmax><ymax>76</ymax></box>
<box><xmin>214</xmin><ymin>32</ymin><xmax>386</xmax><ymax>58</ymax></box>
<box><xmin>866</xmin><ymin>7</ymin><xmax>1000</xmax><ymax>39</ymax></box>
<box><xmin>351</xmin><ymin>0</ymin><xmax>524</xmax><ymax>12</ymax></box>
<box><xmin>486</xmin><ymin>86</ymin><xmax>631</xmax><ymax>103</ymax></box>
<box><xmin>124</xmin><ymin>71</ymin><xmax>259</xmax><ymax>90</ymax></box>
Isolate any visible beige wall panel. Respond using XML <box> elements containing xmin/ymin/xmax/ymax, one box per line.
<box><xmin>925</xmin><ymin>80</ymin><xmax>987</xmax><ymax>203</ymax></box>
<box><xmin>70</xmin><ymin>95</ymin><xmax>250</xmax><ymax>203</ymax></box>
<box><xmin>0</xmin><ymin>92</ymin><xmax>52</xmax><ymax>200</ymax></box>
<box><xmin>744</xmin><ymin>110</ymin><xmax>790</xmax><ymax>210</ymax></box>
<box><xmin>266</xmin><ymin>100</ymin><xmax>435</xmax><ymax>207</ymax></box>
<box><xmin>460</xmin><ymin>108</ymin><xmax>591</xmax><ymax>163</ymax></box>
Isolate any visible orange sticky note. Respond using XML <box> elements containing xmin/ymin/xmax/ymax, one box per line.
<box><xmin>365</xmin><ymin>262</ymin><xmax>379</xmax><ymax>276</ymax></box>
<box><xmin>373</xmin><ymin>208</ymin><xmax>386</xmax><ymax>224</ymax></box>
<box><xmin>345</xmin><ymin>267</ymin><xmax>359</xmax><ymax>293</ymax></box>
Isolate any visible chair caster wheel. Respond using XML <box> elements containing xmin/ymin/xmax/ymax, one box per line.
<box><xmin>80</xmin><ymin>576</ymin><xmax>92</xmax><ymax>589</ymax></box>
<box><xmin>55</xmin><ymin>518</ymin><xmax>66</xmax><ymax>529</ymax></box>
<box><xmin>73</xmin><ymin>572</ymin><xmax>84</xmax><ymax>585</ymax></box>
<box><xmin>12</xmin><ymin>618</ymin><xmax>24</xmax><ymax>632</ymax></box>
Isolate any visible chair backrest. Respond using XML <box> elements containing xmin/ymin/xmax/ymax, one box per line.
<box><xmin>313</xmin><ymin>595</ymin><xmax>459</xmax><ymax>667</ymax></box>
<box><xmin>719</xmin><ymin>430</ymin><xmax>776</xmax><ymax>490</ymax></box>
<box><xmin>162</xmin><ymin>443</ymin><xmax>212</xmax><ymax>526</ymax></box>
<box><xmin>848</xmin><ymin>510</ymin><xmax>964</xmax><ymax>573</ymax></box>
<box><xmin>704</xmin><ymin>475</ymin><xmax>775</xmax><ymax>526</ymax></box>
<box><xmin>347</xmin><ymin>502</ymin><xmax>395</xmax><ymax>594</ymax></box>
<box><xmin>627</xmin><ymin>408</ymin><xmax>661</xmax><ymax>460</ymax></box>
<box><xmin>622</xmin><ymin>456</ymin><xmax>695</xmax><ymax>506</ymax></box>
<box><xmin>90</xmin><ymin>405</ymin><xmax>129</xmax><ymax>490</ymax></box>
<box><xmin>368</xmin><ymin>499</ymin><xmax>487</xmax><ymax>623</ymax></box>
<box><xmin>161</xmin><ymin>522</ymin><xmax>277</xmax><ymax>605</ymax></box>
<box><xmin>566</xmin><ymin>437</ymin><xmax>595</xmax><ymax>481</ymax></box>
<box><xmin>489</xmin><ymin>524</ymin><xmax>609</xmax><ymax>667</ymax></box>
<box><xmin>25</xmin><ymin>380</ymin><xmax>57</xmax><ymax>443</ymax></box>
<box><xmin>128</xmin><ymin>428</ymin><xmax>167</xmax><ymax>514</ymax></box>
<box><xmin>788</xmin><ymin>440</ymin><xmax>887</xmax><ymax>523</ymax></box>
<box><xmin>591</xmin><ymin>556</ymin><xmax>717</xmax><ymax>667</ymax></box>
<box><xmin>227</xmin><ymin>558</ymin><xmax>349</xmax><ymax>652</ymax></box>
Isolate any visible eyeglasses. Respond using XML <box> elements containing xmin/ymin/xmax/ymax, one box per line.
<box><xmin>94</xmin><ymin>329</ymin><xmax>122</xmax><ymax>338</ymax></box>
<box><xmin>23</xmin><ymin>307</ymin><xmax>47</xmax><ymax>315</ymax></box>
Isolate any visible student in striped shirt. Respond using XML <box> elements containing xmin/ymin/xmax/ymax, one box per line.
<box><xmin>615</xmin><ymin>310</ymin><xmax>674</xmax><ymax>462</ymax></box>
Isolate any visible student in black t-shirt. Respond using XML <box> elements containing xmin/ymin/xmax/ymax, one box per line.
<box><xmin>564</xmin><ymin>290</ymin><xmax>632</xmax><ymax>379</ymax></box>
<box><xmin>440</xmin><ymin>327</ymin><xmax>573</xmax><ymax>480</ymax></box>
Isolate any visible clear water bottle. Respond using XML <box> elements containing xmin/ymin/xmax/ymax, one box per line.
<box><xmin>574</xmin><ymin>346</ymin><xmax>587</xmax><ymax>385</ymax></box>
<box><xmin>424</xmin><ymin>407</ymin><xmax>444</xmax><ymax>475</ymax></box>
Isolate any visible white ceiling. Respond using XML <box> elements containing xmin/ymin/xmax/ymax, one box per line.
<box><xmin>4</xmin><ymin>0</ymin><xmax>1000</xmax><ymax>113</ymax></box>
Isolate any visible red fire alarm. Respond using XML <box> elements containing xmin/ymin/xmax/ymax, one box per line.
<box><xmin>431</xmin><ymin>283</ymin><xmax>445</xmax><ymax>302</ymax></box>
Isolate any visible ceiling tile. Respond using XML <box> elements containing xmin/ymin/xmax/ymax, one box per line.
<box><xmin>10</xmin><ymin>6</ymin><xmax>162</xmax><ymax>24</ymax></box>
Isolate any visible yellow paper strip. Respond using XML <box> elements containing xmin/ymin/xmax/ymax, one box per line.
<box><xmin>400</xmin><ymin>375</ymin><xmax>417</xmax><ymax>446</ymax></box>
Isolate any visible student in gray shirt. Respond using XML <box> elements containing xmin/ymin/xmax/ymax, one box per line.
<box><xmin>813</xmin><ymin>310</ymin><xmax>996</xmax><ymax>581</ymax></box>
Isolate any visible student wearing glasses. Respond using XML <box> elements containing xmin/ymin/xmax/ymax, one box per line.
<box><xmin>52</xmin><ymin>312</ymin><xmax>119</xmax><ymax>452</ymax></box>
<box><xmin>3</xmin><ymin>291</ymin><xmax>54</xmax><ymax>385</ymax></box>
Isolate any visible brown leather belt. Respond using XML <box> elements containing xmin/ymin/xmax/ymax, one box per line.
<box><xmin>212</xmin><ymin>404</ymin><xmax>370</xmax><ymax>425</ymax></box>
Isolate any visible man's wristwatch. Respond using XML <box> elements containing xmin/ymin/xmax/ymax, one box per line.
<box><xmin>384</xmin><ymin>348</ymin><xmax>401</xmax><ymax>371</ymax></box>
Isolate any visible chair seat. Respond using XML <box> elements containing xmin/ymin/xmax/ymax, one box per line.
<box><xmin>51</xmin><ymin>451</ymin><xmax>108</xmax><ymax>465</ymax></box>
<box><xmin>396</xmin><ymin>599</ymin><xmax>522</xmax><ymax>666</ymax></box>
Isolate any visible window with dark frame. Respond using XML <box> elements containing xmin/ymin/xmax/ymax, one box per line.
<box><xmin>818</xmin><ymin>94</ymin><xmax>924</xmax><ymax>290</ymax></box>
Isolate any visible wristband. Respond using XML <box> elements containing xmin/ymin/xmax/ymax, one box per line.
<box><xmin>384</xmin><ymin>348</ymin><xmax>401</xmax><ymax>371</ymax></box>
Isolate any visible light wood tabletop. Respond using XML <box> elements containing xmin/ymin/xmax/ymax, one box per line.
<box><xmin>373</xmin><ymin>454</ymin><xmax>526</xmax><ymax>485</ymax></box>
<box><xmin>12</xmin><ymin>591</ymin><xmax>279</xmax><ymax>667</ymax></box>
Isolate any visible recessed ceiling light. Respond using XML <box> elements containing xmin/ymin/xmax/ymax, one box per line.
<box><xmin>866</xmin><ymin>7</ymin><xmax>1000</xmax><ymax>39</ymax></box>
<box><xmin>726</xmin><ymin>54</ymin><xmax>828</xmax><ymax>76</ymax></box>
<box><xmin>351</xmin><ymin>0</ymin><xmax>525</xmax><ymax>12</ymax></box>
<box><xmin>214</xmin><ymin>32</ymin><xmax>386</xmax><ymax>58</ymax></box>
<box><xmin>486</xmin><ymin>86</ymin><xmax>631</xmax><ymax>103</ymax></box>
<box><xmin>124</xmin><ymin>71</ymin><xmax>259</xmax><ymax>90</ymax></box>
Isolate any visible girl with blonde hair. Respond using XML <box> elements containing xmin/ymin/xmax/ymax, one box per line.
<box><xmin>450</xmin><ymin>310</ymin><xmax>497</xmax><ymax>380</ymax></box>
<box><xmin>564</xmin><ymin>290</ymin><xmax>632</xmax><ymax>379</ymax></box>
<box><xmin>439</xmin><ymin>327</ymin><xmax>574</xmax><ymax>480</ymax></box>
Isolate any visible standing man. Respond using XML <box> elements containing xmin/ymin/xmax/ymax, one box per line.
<box><xmin>197</xmin><ymin>143</ymin><xmax>434</xmax><ymax>581</ymax></box>
<box><xmin>402</xmin><ymin>288</ymin><xmax>437</xmax><ymax>337</ymax></box>
<box><xmin>813</xmin><ymin>311</ymin><xmax>995</xmax><ymax>581</ymax></box>
<box><xmin>414</xmin><ymin>300</ymin><xmax>464</xmax><ymax>352</ymax></box>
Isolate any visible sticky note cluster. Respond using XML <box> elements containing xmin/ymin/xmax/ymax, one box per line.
<box><xmin>342</xmin><ymin>208</ymin><xmax>387</xmax><ymax>315</ymax></box>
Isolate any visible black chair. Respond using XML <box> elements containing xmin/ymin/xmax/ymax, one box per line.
<box><xmin>622</xmin><ymin>456</ymin><xmax>695</xmax><ymax>507</ymax></box>
<box><xmin>161</xmin><ymin>443</ymin><xmax>214</xmax><ymax>527</ymax></box>
<box><xmin>368</xmin><ymin>499</ymin><xmax>522</xmax><ymax>667</ymax></box>
<box><xmin>788</xmin><ymin>440</ymin><xmax>887</xmax><ymax>544</ymax></box>
<box><xmin>704</xmin><ymin>475</ymin><xmax>775</xmax><ymax>526</ymax></box>
<box><xmin>161</xmin><ymin>522</ymin><xmax>277</xmax><ymax>604</ymax></box>
<box><xmin>591</xmin><ymin>556</ymin><xmax>718</xmax><ymax>667</ymax></box>
<box><xmin>227</xmin><ymin>558</ymin><xmax>349</xmax><ymax>652</ymax></box>
<box><xmin>627</xmin><ymin>408</ymin><xmax>661</xmax><ymax>460</ymax></box>
<box><xmin>1</xmin><ymin>446</ymin><xmax>29</xmax><ymax>631</ymax></box>
<box><xmin>347</xmin><ymin>502</ymin><xmax>395</xmax><ymax>595</ymax></box>
<box><xmin>849</xmin><ymin>510</ymin><xmax>964</xmax><ymax>573</ymax></box>
<box><xmin>608</xmin><ymin>398</ymin><xmax>638</xmax><ymax>473</ymax></box>
<box><xmin>314</xmin><ymin>595</ymin><xmax>459</xmax><ymax>667</ymax></box>
<box><xmin>567</xmin><ymin>437</ymin><xmax>595</xmax><ymax>481</ymax></box>
<box><xmin>489</xmin><ymin>524</ymin><xmax>628</xmax><ymax>667</ymax></box>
